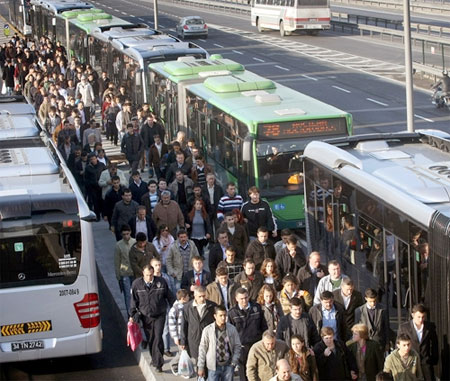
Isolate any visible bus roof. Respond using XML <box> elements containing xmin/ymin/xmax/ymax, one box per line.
<box><xmin>186</xmin><ymin>71</ymin><xmax>351</xmax><ymax>132</ymax></box>
<box><xmin>66</xmin><ymin>11</ymin><xmax>133</xmax><ymax>34</ymax></box>
<box><xmin>149</xmin><ymin>56</ymin><xmax>245</xmax><ymax>84</ymax></box>
<box><xmin>304</xmin><ymin>131</ymin><xmax>450</xmax><ymax>220</ymax></box>
<box><xmin>110</xmin><ymin>34</ymin><xmax>181</xmax><ymax>50</ymax></box>
<box><xmin>31</xmin><ymin>0</ymin><xmax>93</xmax><ymax>14</ymax></box>
<box><xmin>91</xmin><ymin>25</ymin><xmax>161</xmax><ymax>41</ymax></box>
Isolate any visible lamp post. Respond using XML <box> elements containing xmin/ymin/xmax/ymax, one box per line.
<box><xmin>154</xmin><ymin>0</ymin><xmax>159</xmax><ymax>30</ymax></box>
<box><xmin>404</xmin><ymin>0</ymin><xmax>414</xmax><ymax>132</ymax></box>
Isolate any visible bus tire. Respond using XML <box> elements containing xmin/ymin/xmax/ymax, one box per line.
<box><xmin>257</xmin><ymin>18</ymin><xmax>264</xmax><ymax>33</ymax></box>
<box><xmin>280</xmin><ymin>21</ymin><xmax>285</xmax><ymax>37</ymax></box>
<box><xmin>307</xmin><ymin>30</ymin><xmax>319</xmax><ymax>36</ymax></box>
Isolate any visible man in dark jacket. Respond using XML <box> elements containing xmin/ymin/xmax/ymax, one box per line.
<box><xmin>332</xmin><ymin>277</ymin><xmax>364</xmax><ymax>340</ymax></box>
<box><xmin>309</xmin><ymin>291</ymin><xmax>347</xmax><ymax>341</ymax></box>
<box><xmin>179</xmin><ymin>285</ymin><xmax>217</xmax><ymax>363</ymax></box>
<box><xmin>297</xmin><ymin>251</ymin><xmax>328</xmax><ymax>298</ymax></box>
<box><xmin>245</xmin><ymin>226</ymin><xmax>276</xmax><ymax>270</ymax></box>
<box><xmin>397</xmin><ymin>303</ymin><xmax>439</xmax><ymax>380</ymax></box>
<box><xmin>275</xmin><ymin>235</ymin><xmax>306</xmax><ymax>279</ymax></box>
<box><xmin>103</xmin><ymin>176</ymin><xmax>124</xmax><ymax>227</ymax></box>
<box><xmin>241</xmin><ymin>186</ymin><xmax>276</xmax><ymax>239</ymax></box>
<box><xmin>84</xmin><ymin>153</ymin><xmax>106</xmax><ymax>221</ymax></box>
<box><xmin>202</xmin><ymin>173</ymin><xmax>224</xmax><ymax>229</ymax></box>
<box><xmin>209</xmin><ymin>229</ymin><xmax>230</xmax><ymax>278</ymax></box>
<box><xmin>276</xmin><ymin>297</ymin><xmax>320</xmax><ymax>349</ymax></box>
<box><xmin>228</xmin><ymin>287</ymin><xmax>268</xmax><ymax>381</ymax></box>
<box><xmin>129</xmin><ymin>232</ymin><xmax>160</xmax><ymax>278</ymax></box>
<box><xmin>181</xmin><ymin>255</ymin><xmax>212</xmax><ymax>295</ymax></box>
<box><xmin>111</xmin><ymin>188</ymin><xmax>139</xmax><ymax>241</ymax></box>
<box><xmin>130</xmin><ymin>264</ymin><xmax>175</xmax><ymax>373</ymax></box>
<box><xmin>129</xmin><ymin>171</ymin><xmax>148</xmax><ymax>203</ymax></box>
<box><xmin>128</xmin><ymin>205</ymin><xmax>156</xmax><ymax>241</ymax></box>
<box><xmin>166</xmin><ymin>151</ymin><xmax>191</xmax><ymax>184</ymax></box>
<box><xmin>121</xmin><ymin>123</ymin><xmax>143</xmax><ymax>173</ymax></box>
<box><xmin>148</xmin><ymin>134</ymin><xmax>168</xmax><ymax>180</ymax></box>
<box><xmin>232</xmin><ymin>259</ymin><xmax>265</xmax><ymax>302</ymax></box>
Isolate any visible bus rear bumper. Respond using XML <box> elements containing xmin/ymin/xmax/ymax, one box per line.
<box><xmin>0</xmin><ymin>327</ymin><xmax>102</xmax><ymax>363</ymax></box>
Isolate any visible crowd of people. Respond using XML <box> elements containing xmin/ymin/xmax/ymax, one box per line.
<box><xmin>0</xmin><ymin>34</ymin><xmax>440</xmax><ymax>381</ymax></box>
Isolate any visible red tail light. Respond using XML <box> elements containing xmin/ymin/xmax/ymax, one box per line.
<box><xmin>183</xmin><ymin>25</ymin><xmax>189</xmax><ymax>30</ymax></box>
<box><xmin>204</xmin><ymin>24</ymin><xmax>208</xmax><ymax>29</ymax></box>
<box><xmin>74</xmin><ymin>293</ymin><xmax>100</xmax><ymax>328</ymax></box>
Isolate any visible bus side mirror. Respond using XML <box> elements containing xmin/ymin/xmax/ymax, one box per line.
<box><xmin>243</xmin><ymin>136</ymin><xmax>253</xmax><ymax>162</ymax></box>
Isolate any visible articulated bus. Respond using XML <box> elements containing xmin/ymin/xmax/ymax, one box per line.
<box><xmin>161</xmin><ymin>66</ymin><xmax>351</xmax><ymax>229</ymax></box>
<box><xmin>0</xmin><ymin>96</ymin><xmax>101</xmax><ymax>362</ymax></box>
<box><xmin>303</xmin><ymin>131</ymin><xmax>450</xmax><ymax>379</ymax></box>
<box><xmin>149</xmin><ymin>55</ymin><xmax>245</xmax><ymax>139</ymax></box>
<box><xmin>8</xmin><ymin>0</ymin><xmax>33</xmax><ymax>36</ymax></box>
<box><xmin>251</xmin><ymin>0</ymin><xmax>331</xmax><ymax>36</ymax></box>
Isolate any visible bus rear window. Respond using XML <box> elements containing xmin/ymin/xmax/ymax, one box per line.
<box><xmin>0</xmin><ymin>218</ymin><xmax>81</xmax><ymax>289</ymax></box>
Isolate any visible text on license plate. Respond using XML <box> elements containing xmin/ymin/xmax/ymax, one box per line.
<box><xmin>12</xmin><ymin>340</ymin><xmax>44</xmax><ymax>351</ymax></box>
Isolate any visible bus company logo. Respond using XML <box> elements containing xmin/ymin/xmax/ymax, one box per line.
<box><xmin>18</xmin><ymin>273</ymin><xmax>26</xmax><ymax>281</ymax></box>
<box><xmin>1</xmin><ymin>320</ymin><xmax>52</xmax><ymax>336</ymax></box>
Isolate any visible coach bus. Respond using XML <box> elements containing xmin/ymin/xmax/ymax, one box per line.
<box><xmin>303</xmin><ymin>131</ymin><xmax>450</xmax><ymax>379</ymax></box>
<box><xmin>183</xmin><ymin>70</ymin><xmax>352</xmax><ymax>229</ymax></box>
<box><xmin>0</xmin><ymin>96</ymin><xmax>101</xmax><ymax>362</ymax></box>
<box><xmin>148</xmin><ymin>55</ymin><xmax>245</xmax><ymax>139</ymax></box>
<box><xmin>8</xmin><ymin>0</ymin><xmax>33</xmax><ymax>36</ymax></box>
<box><xmin>251</xmin><ymin>0</ymin><xmax>331</xmax><ymax>36</ymax></box>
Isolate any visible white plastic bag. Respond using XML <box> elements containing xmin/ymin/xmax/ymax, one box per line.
<box><xmin>178</xmin><ymin>349</ymin><xmax>195</xmax><ymax>379</ymax></box>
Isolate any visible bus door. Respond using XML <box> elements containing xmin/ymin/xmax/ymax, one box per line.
<box><xmin>192</xmin><ymin>108</ymin><xmax>208</xmax><ymax>154</ymax></box>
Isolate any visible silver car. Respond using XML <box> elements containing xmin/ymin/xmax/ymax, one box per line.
<box><xmin>176</xmin><ymin>16</ymin><xmax>208</xmax><ymax>39</ymax></box>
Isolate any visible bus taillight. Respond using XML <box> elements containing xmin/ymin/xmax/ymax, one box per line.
<box><xmin>74</xmin><ymin>293</ymin><xmax>100</xmax><ymax>328</ymax></box>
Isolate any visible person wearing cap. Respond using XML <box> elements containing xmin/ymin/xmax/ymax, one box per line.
<box><xmin>75</xmin><ymin>74</ymin><xmax>95</xmax><ymax>122</ymax></box>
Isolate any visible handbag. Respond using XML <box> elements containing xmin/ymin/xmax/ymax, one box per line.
<box><xmin>126</xmin><ymin>321</ymin><xmax>143</xmax><ymax>351</ymax></box>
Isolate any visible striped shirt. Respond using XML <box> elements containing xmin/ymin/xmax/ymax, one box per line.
<box><xmin>217</xmin><ymin>194</ymin><xmax>244</xmax><ymax>220</ymax></box>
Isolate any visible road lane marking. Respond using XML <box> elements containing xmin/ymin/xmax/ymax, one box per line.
<box><xmin>232</xmin><ymin>50</ymin><xmax>243</xmax><ymax>55</ymax></box>
<box><xmin>198</xmin><ymin>39</ymin><xmax>206</xmax><ymax>42</ymax></box>
<box><xmin>121</xmin><ymin>12</ymin><xmax>128</xmax><ymax>15</ymax></box>
<box><xmin>138</xmin><ymin>18</ymin><xmax>145</xmax><ymax>21</ymax></box>
<box><xmin>214</xmin><ymin>43</ymin><xmax>224</xmax><ymax>48</ymax></box>
<box><xmin>367</xmin><ymin>98</ymin><xmax>388</xmax><ymax>106</ymax></box>
<box><xmin>302</xmin><ymin>74</ymin><xmax>318</xmax><ymax>81</ymax></box>
<box><xmin>332</xmin><ymin>86</ymin><xmax>351</xmax><ymax>93</ymax></box>
<box><xmin>414</xmin><ymin>114</ymin><xmax>434</xmax><ymax>122</ymax></box>
<box><xmin>253</xmin><ymin>57</ymin><xmax>265</xmax><ymax>62</ymax></box>
<box><xmin>275</xmin><ymin>65</ymin><xmax>290</xmax><ymax>71</ymax></box>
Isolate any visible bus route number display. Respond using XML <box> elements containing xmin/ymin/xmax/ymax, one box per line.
<box><xmin>258</xmin><ymin>118</ymin><xmax>347</xmax><ymax>140</ymax></box>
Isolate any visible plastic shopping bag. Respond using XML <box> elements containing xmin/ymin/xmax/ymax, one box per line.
<box><xmin>178</xmin><ymin>349</ymin><xmax>195</xmax><ymax>378</ymax></box>
<box><xmin>126</xmin><ymin>321</ymin><xmax>143</xmax><ymax>351</ymax></box>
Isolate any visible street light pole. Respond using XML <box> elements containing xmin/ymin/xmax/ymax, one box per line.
<box><xmin>403</xmin><ymin>0</ymin><xmax>414</xmax><ymax>132</ymax></box>
<box><xmin>154</xmin><ymin>0</ymin><xmax>159</xmax><ymax>30</ymax></box>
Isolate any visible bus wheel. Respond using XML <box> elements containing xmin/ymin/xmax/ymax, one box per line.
<box><xmin>257</xmin><ymin>18</ymin><xmax>264</xmax><ymax>33</ymax></box>
<box><xmin>280</xmin><ymin>21</ymin><xmax>286</xmax><ymax>37</ymax></box>
<box><xmin>307</xmin><ymin>30</ymin><xmax>319</xmax><ymax>36</ymax></box>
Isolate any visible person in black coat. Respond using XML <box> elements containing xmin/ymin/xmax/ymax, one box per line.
<box><xmin>309</xmin><ymin>291</ymin><xmax>347</xmax><ymax>341</ymax></box>
<box><xmin>397</xmin><ymin>304</ymin><xmax>439</xmax><ymax>381</ymax></box>
<box><xmin>2</xmin><ymin>59</ymin><xmax>15</xmax><ymax>94</ymax></box>
<box><xmin>275</xmin><ymin>235</ymin><xmax>306</xmax><ymax>279</ymax></box>
<box><xmin>128</xmin><ymin>205</ymin><xmax>156</xmax><ymax>241</ymax></box>
<box><xmin>84</xmin><ymin>153</ymin><xmax>106</xmax><ymax>220</ymax></box>
<box><xmin>354</xmin><ymin>288</ymin><xmax>389</xmax><ymax>351</ymax></box>
<box><xmin>179</xmin><ymin>286</ymin><xmax>217</xmax><ymax>362</ymax></box>
<box><xmin>208</xmin><ymin>229</ymin><xmax>229</xmax><ymax>278</ymax></box>
<box><xmin>297</xmin><ymin>251</ymin><xmax>328</xmax><ymax>301</ymax></box>
<box><xmin>103</xmin><ymin>177</ymin><xmax>124</xmax><ymax>227</ymax></box>
<box><xmin>166</xmin><ymin>151</ymin><xmax>191</xmax><ymax>184</ymax></box>
<box><xmin>121</xmin><ymin>124</ymin><xmax>143</xmax><ymax>173</ymax></box>
<box><xmin>129</xmin><ymin>171</ymin><xmax>148</xmax><ymax>203</ymax></box>
<box><xmin>313</xmin><ymin>326</ymin><xmax>358</xmax><ymax>380</ymax></box>
<box><xmin>180</xmin><ymin>255</ymin><xmax>212</xmax><ymax>295</ymax></box>
<box><xmin>201</xmin><ymin>173</ymin><xmax>224</xmax><ymax>229</ymax></box>
<box><xmin>333</xmin><ymin>277</ymin><xmax>364</xmax><ymax>340</ymax></box>
<box><xmin>245</xmin><ymin>226</ymin><xmax>277</xmax><ymax>270</ymax></box>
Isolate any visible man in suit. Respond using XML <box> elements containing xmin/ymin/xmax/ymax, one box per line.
<box><xmin>397</xmin><ymin>303</ymin><xmax>438</xmax><ymax>380</ymax></box>
<box><xmin>297</xmin><ymin>251</ymin><xmax>328</xmax><ymax>297</ymax></box>
<box><xmin>332</xmin><ymin>277</ymin><xmax>364</xmax><ymax>340</ymax></box>
<box><xmin>128</xmin><ymin>205</ymin><xmax>156</xmax><ymax>241</ymax></box>
<box><xmin>209</xmin><ymin>229</ymin><xmax>230</xmax><ymax>278</ymax></box>
<box><xmin>179</xmin><ymin>285</ymin><xmax>217</xmax><ymax>364</ymax></box>
<box><xmin>202</xmin><ymin>173</ymin><xmax>224</xmax><ymax>230</ymax></box>
<box><xmin>181</xmin><ymin>255</ymin><xmax>212</xmax><ymax>295</ymax></box>
<box><xmin>309</xmin><ymin>291</ymin><xmax>346</xmax><ymax>341</ymax></box>
<box><xmin>354</xmin><ymin>288</ymin><xmax>389</xmax><ymax>351</ymax></box>
<box><xmin>206</xmin><ymin>266</ymin><xmax>234</xmax><ymax>311</ymax></box>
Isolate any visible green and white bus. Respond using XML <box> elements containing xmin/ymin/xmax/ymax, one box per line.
<box><xmin>150</xmin><ymin>59</ymin><xmax>352</xmax><ymax>229</ymax></box>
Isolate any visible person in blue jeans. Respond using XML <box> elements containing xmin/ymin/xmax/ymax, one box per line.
<box><xmin>197</xmin><ymin>305</ymin><xmax>241</xmax><ymax>381</ymax></box>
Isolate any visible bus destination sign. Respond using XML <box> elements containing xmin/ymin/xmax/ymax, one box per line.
<box><xmin>257</xmin><ymin>118</ymin><xmax>348</xmax><ymax>140</ymax></box>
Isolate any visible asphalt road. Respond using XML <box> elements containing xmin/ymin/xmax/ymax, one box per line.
<box><xmin>0</xmin><ymin>274</ymin><xmax>145</xmax><ymax>381</ymax></box>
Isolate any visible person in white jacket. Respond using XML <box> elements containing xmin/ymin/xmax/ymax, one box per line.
<box><xmin>75</xmin><ymin>75</ymin><xmax>95</xmax><ymax>121</ymax></box>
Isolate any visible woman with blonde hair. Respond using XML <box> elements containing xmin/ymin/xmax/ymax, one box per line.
<box><xmin>288</xmin><ymin>334</ymin><xmax>319</xmax><ymax>381</ymax></box>
<box><xmin>257</xmin><ymin>284</ymin><xmax>284</xmax><ymax>333</ymax></box>
<box><xmin>260</xmin><ymin>258</ymin><xmax>282</xmax><ymax>291</ymax></box>
<box><xmin>347</xmin><ymin>324</ymin><xmax>384</xmax><ymax>381</ymax></box>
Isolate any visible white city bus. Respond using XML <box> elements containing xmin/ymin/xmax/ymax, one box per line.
<box><xmin>251</xmin><ymin>0</ymin><xmax>331</xmax><ymax>36</ymax></box>
<box><xmin>0</xmin><ymin>96</ymin><xmax>101</xmax><ymax>362</ymax></box>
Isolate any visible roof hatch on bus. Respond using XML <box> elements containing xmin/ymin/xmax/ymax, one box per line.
<box><xmin>62</xmin><ymin>8</ymin><xmax>102</xmax><ymax>19</ymax></box>
<box><xmin>0</xmin><ymin>114</ymin><xmax>39</xmax><ymax>140</ymax></box>
<box><xmin>164</xmin><ymin>58</ymin><xmax>244</xmax><ymax>77</ymax></box>
<box><xmin>77</xmin><ymin>12</ymin><xmax>112</xmax><ymax>22</ymax></box>
<box><xmin>0</xmin><ymin>147</ymin><xmax>59</xmax><ymax>177</ymax></box>
<box><xmin>204</xmin><ymin>75</ymin><xmax>275</xmax><ymax>93</ymax></box>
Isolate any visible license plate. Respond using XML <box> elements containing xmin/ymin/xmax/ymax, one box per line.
<box><xmin>11</xmin><ymin>340</ymin><xmax>44</xmax><ymax>351</ymax></box>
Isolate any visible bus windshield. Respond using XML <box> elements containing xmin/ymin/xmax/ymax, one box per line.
<box><xmin>256</xmin><ymin>139</ymin><xmax>305</xmax><ymax>196</ymax></box>
<box><xmin>0</xmin><ymin>213</ymin><xmax>81</xmax><ymax>289</ymax></box>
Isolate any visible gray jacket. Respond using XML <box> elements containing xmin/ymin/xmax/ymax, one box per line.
<box><xmin>111</xmin><ymin>200</ymin><xmax>139</xmax><ymax>232</ymax></box>
<box><xmin>197</xmin><ymin>322</ymin><xmax>241</xmax><ymax>371</ymax></box>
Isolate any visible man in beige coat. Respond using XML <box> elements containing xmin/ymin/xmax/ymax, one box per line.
<box><xmin>247</xmin><ymin>331</ymin><xmax>290</xmax><ymax>381</ymax></box>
